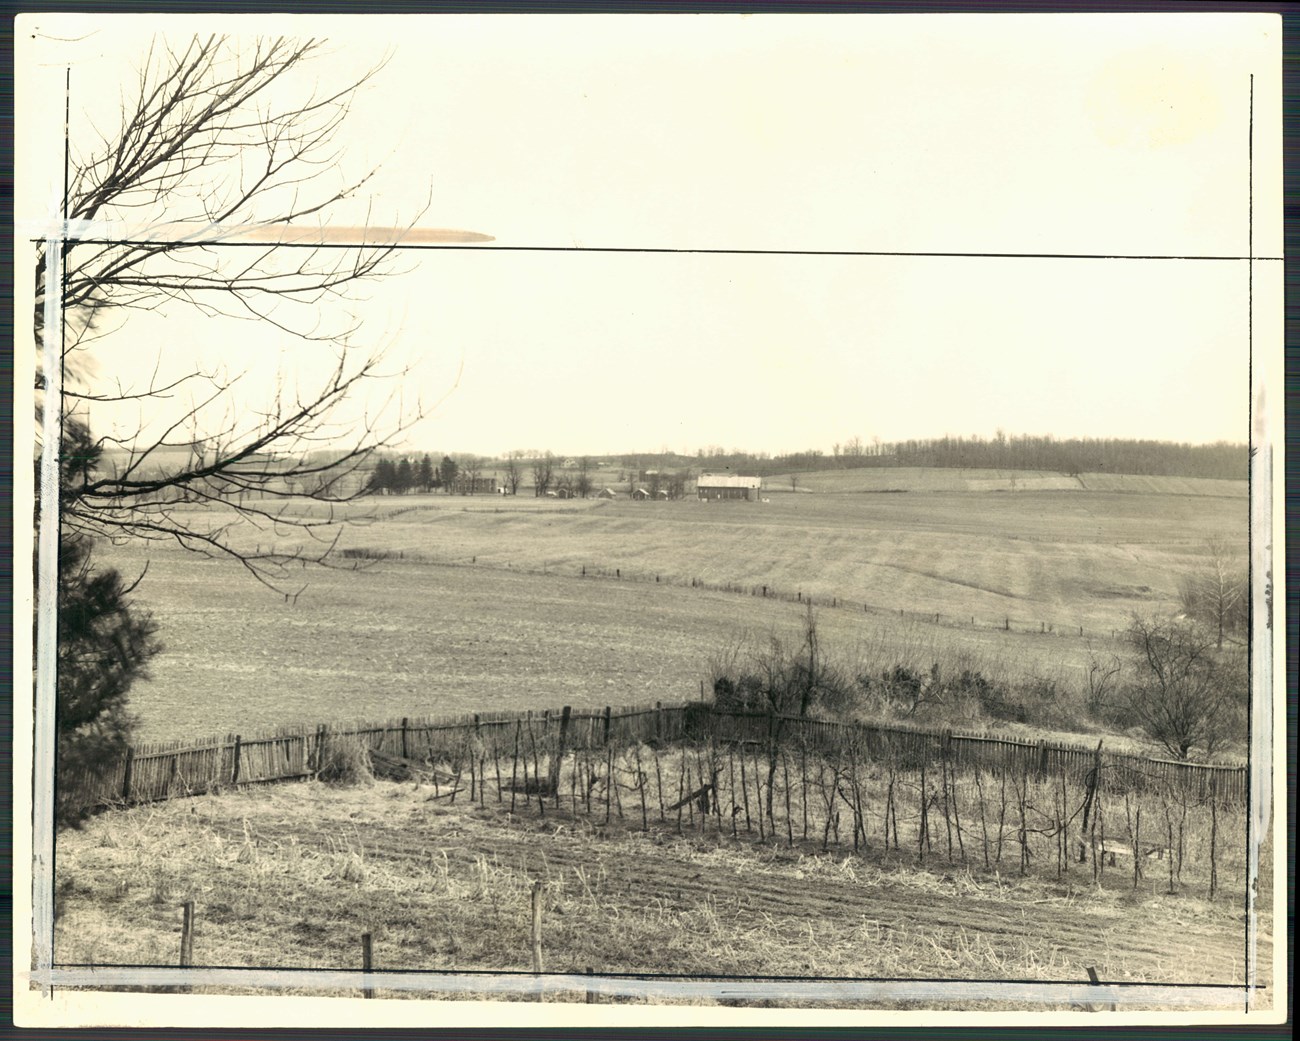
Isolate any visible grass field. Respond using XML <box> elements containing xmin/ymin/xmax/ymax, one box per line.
<box><xmin>102</xmin><ymin>467</ymin><xmax>1246</xmax><ymax>746</ymax></box>
<box><xmin>52</xmin><ymin>776</ymin><xmax>1271</xmax><ymax>1009</ymax></box>
<box><xmin>316</xmin><ymin>472</ymin><xmax>1246</xmax><ymax>634</ymax></box>
<box><xmin>770</xmin><ymin>467</ymin><xmax>1247</xmax><ymax>499</ymax></box>
<box><xmin>58</xmin><ymin>467</ymin><xmax>1267</xmax><ymax>1011</ymax></box>
<box><xmin>104</xmin><ymin>540</ymin><xmax>1116</xmax><ymax>744</ymax></box>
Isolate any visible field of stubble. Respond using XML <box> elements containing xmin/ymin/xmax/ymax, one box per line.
<box><xmin>102</xmin><ymin>471</ymin><xmax>1246</xmax><ymax>746</ymax></box>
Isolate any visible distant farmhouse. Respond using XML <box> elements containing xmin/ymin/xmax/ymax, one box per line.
<box><xmin>696</xmin><ymin>472</ymin><xmax>762</xmax><ymax>502</ymax></box>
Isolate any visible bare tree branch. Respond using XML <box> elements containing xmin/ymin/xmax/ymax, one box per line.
<box><xmin>37</xmin><ymin>34</ymin><xmax>428</xmax><ymax>592</ymax></box>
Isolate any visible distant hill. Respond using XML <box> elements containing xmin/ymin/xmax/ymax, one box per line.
<box><xmin>766</xmin><ymin>467</ymin><xmax>1247</xmax><ymax>497</ymax></box>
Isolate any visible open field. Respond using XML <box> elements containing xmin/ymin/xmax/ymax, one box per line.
<box><xmin>316</xmin><ymin>474</ymin><xmax>1247</xmax><ymax>633</ymax></box>
<box><xmin>97</xmin><ymin>467</ymin><xmax>1247</xmax><ymax>746</ymax></box>
<box><xmin>52</xmin><ymin>777</ymin><xmax>1270</xmax><ymax>1008</ymax></box>
<box><xmin>769</xmin><ymin>467</ymin><xmax>1247</xmax><ymax>499</ymax></box>
<box><xmin>102</xmin><ymin>541</ymin><xmax>1116</xmax><ymax>745</ymax></box>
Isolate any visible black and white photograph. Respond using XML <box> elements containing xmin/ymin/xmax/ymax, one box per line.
<box><xmin>13</xmin><ymin>9</ymin><xmax>1287</xmax><ymax>1028</ymax></box>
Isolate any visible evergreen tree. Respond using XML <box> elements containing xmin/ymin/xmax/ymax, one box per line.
<box><xmin>439</xmin><ymin>455</ymin><xmax>459</xmax><ymax>493</ymax></box>
<box><xmin>366</xmin><ymin>458</ymin><xmax>397</xmax><ymax>495</ymax></box>
<box><xmin>417</xmin><ymin>454</ymin><xmax>435</xmax><ymax>493</ymax></box>
<box><xmin>48</xmin><ymin>420</ymin><xmax>162</xmax><ymax>825</ymax></box>
<box><xmin>394</xmin><ymin>457</ymin><xmax>414</xmax><ymax>494</ymax></box>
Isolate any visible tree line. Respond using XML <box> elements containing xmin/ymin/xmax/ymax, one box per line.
<box><xmin>679</xmin><ymin>434</ymin><xmax>1246</xmax><ymax>481</ymax></box>
<box><xmin>366</xmin><ymin>454</ymin><xmax>468</xmax><ymax>494</ymax></box>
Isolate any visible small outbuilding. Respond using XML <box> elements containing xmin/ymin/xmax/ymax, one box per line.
<box><xmin>631</xmin><ymin>487</ymin><xmax>651</xmax><ymax>501</ymax></box>
<box><xmin>596</xmin><ymin>487</ymin><xmax>619</xmax><ymax>499</ymax></box>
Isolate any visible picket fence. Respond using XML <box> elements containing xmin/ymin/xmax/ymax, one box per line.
<box><xmin>56</xmin><ymin>700</ymin><xmax>1246</xmax><ymax>820</ymax></box>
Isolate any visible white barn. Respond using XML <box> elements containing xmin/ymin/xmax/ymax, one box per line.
<box><xmin>696</xmin><ymin>473</ymin><xmax>762</xmax><ymax>502</ymax></box>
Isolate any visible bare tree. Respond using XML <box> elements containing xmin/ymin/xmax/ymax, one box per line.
<box><xmin>1178</xmin><ymin>537</ymin><xmax>1248</xmax><ymax>650</ymax></box>
<box><xmin>574</xmin><ymin>456</ymin><xmax>593</xmax><ymax>499</ymax></box>
<box><xmin>459</xmin><ymin>455</ymin><xmax>483</xmax><ymax>495</ymax></box>
<box><xmin>36</xmin><ymin>35</ymin><xmax>444</xmax><ymax>591</ymax></box>
<box><xmin>710</xmin><ymin>607</ymin><xmax>848</xmax><ymax>826</ymax></box>
<box><xmin>1119</xmin><ymin>615</ymin><xmax>1244</xmax><ymax>760</ymax></box>
<box><xmin>1083</xmin><ymin>639</ymin><xmax>1124</xmax><ymax>719</ymax></box>
<box><xmin>503</xmin><ymin>452</ymin><xmax>524</xmax><ymax>496</ymax></box>
<box><xmin>531</xmin><ymin>452</ymin><xmax>554</xmax><ymax>497</ymax></box>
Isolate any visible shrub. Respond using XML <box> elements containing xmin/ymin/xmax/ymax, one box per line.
<box><xmin>316</xmin><ymin>733</ymin><xmax>375</xmax><ymax>786</ymax></box>
<box><xmin>1113</xmin><ymin>615</ymin><xmax>1247</xmax><ymax>760</ymax></box>
<box><xmin>707</xmin><ymin>607</ymin><xmax>852</xmax><ymax>718</ymax></box>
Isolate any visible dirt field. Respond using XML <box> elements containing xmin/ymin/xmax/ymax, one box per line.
<box><xmin>51</xmin><ymin>777</ymin><xmax>1271</xmax><ymax>1008</ymax></box>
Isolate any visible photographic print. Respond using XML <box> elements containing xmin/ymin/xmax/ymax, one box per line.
<box><xmin>12</xmin><ymin>9</ymin><xmax>1286</xmax><ymax>1028</ymax></box>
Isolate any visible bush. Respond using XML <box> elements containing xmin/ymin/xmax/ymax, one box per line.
<box><xmin>316</xmin><ymin>733</ymin><xmax>375</xmax><ymax>786</ymax></box>
<box><xmin>711</xmin><ymin>673</ymin><xmax>766</xmax><ymax>712</ymax></box>
<box><xmin>708</xmin><ymin>607</ymin><xmax>853</xmax><ymax>718</ymax></box>
<box><xmin>1114</xmin><ymin>615</ymin><xmax>1246</xmax><ymax>760</ymax></box>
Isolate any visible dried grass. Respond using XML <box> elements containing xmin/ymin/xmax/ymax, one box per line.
<box><xmin>316</xmin><ymin>735</ymin><xmax>375</xmax><ymax>787</ymax></box>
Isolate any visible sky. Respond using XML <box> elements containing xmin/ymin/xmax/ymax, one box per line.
<box><xmin>15</xmin><ymin>12</ymin><xmax>1283</xmax><ymax>459</ymax></box>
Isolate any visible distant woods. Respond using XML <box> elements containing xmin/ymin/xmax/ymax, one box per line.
<box><xmin>730</xmin><ymin>434</ymin><xmax>1246</xmax><ymax>481</ymax></box>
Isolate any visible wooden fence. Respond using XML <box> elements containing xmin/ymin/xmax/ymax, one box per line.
<box><xmin>700</xmin><ymin>710</ymin><xmax>1247</xmax><ymax>804</ymax></box>
<box><xmin>56</xmin><ymin>700</ymin><xmax>1246</xmax><ymax>820</ymax></box>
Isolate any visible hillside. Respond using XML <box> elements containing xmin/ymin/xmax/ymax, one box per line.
<box><xmin>767</xmin><ymin>467</ymin><xmax>1246</xmax><ymax>497</ymax></box>
<box><xmin>99</xmin><ymin>471</ymin><xmax>1245</xmax><ymax>745</ymax></box>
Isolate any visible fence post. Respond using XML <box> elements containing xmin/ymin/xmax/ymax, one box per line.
<box><xmin>1036</xmin><ymin>740</ymin><xmax>1049</xmax><ymax>782</ymax></box>
<box><xmin>603</xmin><ymin>706</ymin><xmax>612</xmax><ymax>745</ymax></box>
<box><xmin>1085</xmin><ymin>966</ymin><xmax>1116</xmax><ymax>1012</ymax></box>
<box><xmin>550</xmin><ymin>706</ymin><xmax>572</xmax><ymax>803</ymax></box>
<box><xmin>361</xmin><ymin>932</ymin><xmax>374</xmax><ymax>999</ymax></box>
<box><xmin>530</xmin><ymin>881</ymin><xmax>545</xmax><ymax>973</ymax></box>
<box><xmin>401</xmin><ymin>717</ymin><xmax>409</xmax><ymax>760</ymax></box>
<box><xmin>179</xmin><ymin>900</ymin><xmax>195</xmax><ymax>968</ymax></box>
<box><xmin>655</xmin><ymin>701</ymin><xmax>663</xmax><ymax>743</ymax></box>
<box><xmin>121</xmin><ymin>746</ymin><xmax>135</xmax><ymax>802</ymax></box>
<box><xmin>231</xmin><ymin>735</ymin><xmax>242</xmax><ymax>786</ymax></box>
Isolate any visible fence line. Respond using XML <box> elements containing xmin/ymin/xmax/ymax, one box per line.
<box><xmin>322</xmin><ymin>548</ymin><xmax>1129</xmax><ymax>644</ymax></box>
<box><xmin>57</xmin><ymin>700</ymin><xmax>1246</xmax><ymax>819</ymax></box>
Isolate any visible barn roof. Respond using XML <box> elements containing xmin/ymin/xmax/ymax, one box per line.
<box><xmin>696</xmin><ymin>473</ymin><xmax>762</xmax><ymax>489</ymax></box>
